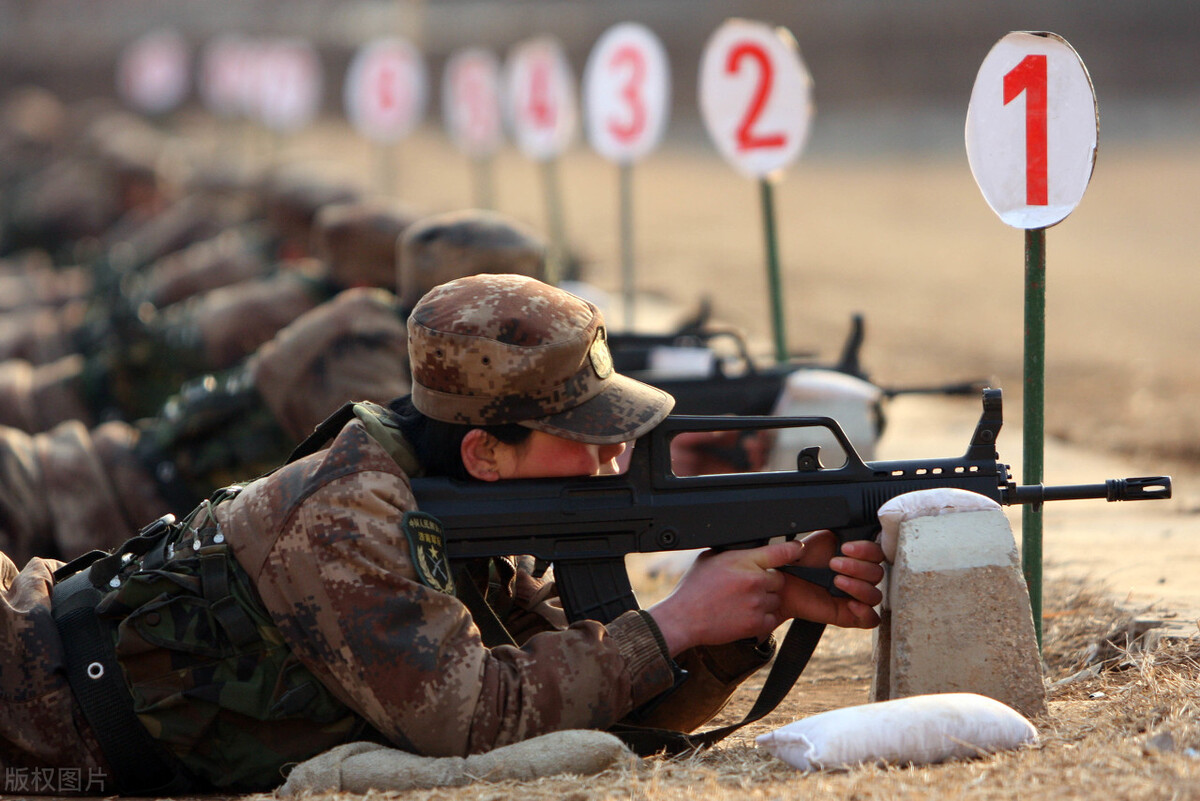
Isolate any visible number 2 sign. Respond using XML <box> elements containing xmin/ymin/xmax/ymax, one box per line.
<box><xmin>966</xmin><ymin>32</ymin><xmax>1097</xmax><ymax>229</ymax></box>
<box><xmin>699</xmin><ymin>19</ymin><xmax>813</xmax><ymax>179</ymax></box>
<box><xmin>583</xmin><ymin>22</ymin><xmax>671</xmax><ymax>164</ymax></box>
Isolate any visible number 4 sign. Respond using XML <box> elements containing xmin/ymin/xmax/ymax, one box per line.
<box><xmin>966</xmin><ymin>32</ymin><xmax>1097</xmax><ymax>229</ymax></box>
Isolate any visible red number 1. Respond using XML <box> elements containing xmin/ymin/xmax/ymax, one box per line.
<box><xmin>1003</xmin><ymin>54</ymin><xmax>1048</xmax><ymax>206</ymax></box>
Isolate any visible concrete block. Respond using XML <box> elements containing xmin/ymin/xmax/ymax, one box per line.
<box><xmin>870</xmin><ymin>508</ymin><xmax>1047</xmax><ymax>719</ymax></box>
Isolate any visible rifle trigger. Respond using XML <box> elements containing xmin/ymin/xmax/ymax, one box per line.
<box><xmin>779</xmin><ymin>564</ymin><xmax>846</xmax><ymax>597</ymax></box>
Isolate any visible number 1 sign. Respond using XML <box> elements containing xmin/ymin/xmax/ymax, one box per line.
<box><xmin>966</xmin><ymin>31</ymin><xmax>1097</xmax><ymax>230</ymax></box>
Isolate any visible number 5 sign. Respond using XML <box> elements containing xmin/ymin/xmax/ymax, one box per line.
<box><xmin>966</xmin><ymin>32</ymin><xmax>1097</xmax><ymax>229</ymax></box>
<box><xmin>699</xmin><ymin>19</ymin><xmax>813</xmax><ymax>179</ymax></box>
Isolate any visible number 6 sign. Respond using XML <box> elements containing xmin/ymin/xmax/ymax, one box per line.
<box><xmin>699</xmin><ymin>19</ymin><xmax>813</xmax><ymax>179</ymax></box>
<box><xmin>966</xmin><ymin>32</ymin><xmax>1097</xmax><ymax>229</ymax></box>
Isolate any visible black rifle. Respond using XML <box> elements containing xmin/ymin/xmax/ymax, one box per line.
<box><xmin>413</xmin><ymin>388</ymin><xmax>1170</xmax><ymax>624</ymax></box>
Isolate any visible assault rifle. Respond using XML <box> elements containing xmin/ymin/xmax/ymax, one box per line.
<box><xmin>412</xmin><ymin>388</ymin><xmax>1170</xmax><ymax>624</ymax></box>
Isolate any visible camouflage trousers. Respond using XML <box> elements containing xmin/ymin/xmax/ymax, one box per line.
<box><xmin>0</xmin><ymin>419</ymin><xmax>168</xmax><ymax>565</ymax></box>
<box><xmin>0</xmin><ymin>554</ymin><xmax>112</xmax><ymax>794</ymax></box>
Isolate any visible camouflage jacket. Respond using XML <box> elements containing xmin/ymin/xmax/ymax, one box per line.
<box><xmin>0</xmin><ymin>403</ymin><xmax>771</xmax><ymax>792</ymax></box>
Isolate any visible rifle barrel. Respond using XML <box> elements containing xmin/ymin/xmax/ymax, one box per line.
<box><xmin>1003</xmin><ymin>476</ymin><xmax>1172</xmax><ymax>505</ymax></box>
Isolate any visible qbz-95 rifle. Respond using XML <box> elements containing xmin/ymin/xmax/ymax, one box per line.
<box><xmin>412</xmin><ymin>388</ymin><xmax>1170</xmax><ymax>624</ymax></box>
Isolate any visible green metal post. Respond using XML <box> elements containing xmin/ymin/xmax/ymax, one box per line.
<box><xmin>375</xmin><ymin>143</ymin><xmax>397</xmax><ymax>198</ymax></box>
<box><xmin>759</xmin><ymin>178</ymin><xmax>787</xmax><ymax>363</ymax></box>
<box><xmin>541</xmin><ymin>159</ymin><xmax>567</xmax><ymax>285</ymax></box>
<box><xmin>472</xmin><ymin>156</ymin><xmax>495</xmax><ymax>210</ymax></box>
<box><xmin>619</xmin><ymin>163</ymin><xmax>635</xmax><ymax>330</ymax></box>
<box><xmin>1022</xmin><ymin>226</ymin><xmax>1046</xmax><ymax>650</ymax></box>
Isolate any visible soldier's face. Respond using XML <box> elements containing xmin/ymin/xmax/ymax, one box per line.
<box><xmin>495</xmin><ymin>431</ymin><xmax>627</xmax><ymax>479</ymax></box>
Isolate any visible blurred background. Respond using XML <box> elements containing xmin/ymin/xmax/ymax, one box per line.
<box><xmin>2</xmin><ymin>0</ymin><xmax>1198</xmax><ymax>156</ymax></box>
<box><xmin>1</xmin><ymin>0</ymin><xmax>1198</xmax><ymax>468</ymax></box>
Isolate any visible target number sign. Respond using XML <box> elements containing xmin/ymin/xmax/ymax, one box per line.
<box><xmin>255</xmin><ymin>38</ymin><xmax>323</xmax><ymax>134</ymax></box>
<box><xmin>582</xmin><ymin>22</ymin><xmax>671</xmax><ymax>164</ymax></box>
<box><xmin>698</xmin><ymin>19</ymin><xmax>813</xmax><ymax>179</ymax></box>
<box><xmin>117</xmin><ymin>28</ymin><xmax>190</xmax><ymax>116</ymax></box>
<box><xmin>966</xmin><ymin>31</ymin><xmax>1097</xmax><ymax>229</ymax></box>
<box><xmin>442</xmin><ymin>48</ymin><xmax>504</xmax><ymax>158</ymax></box>
<box><xmin>504</xmin><ymin>36</ymin><xmax>578</xmax><ymax>161</ymax></box>
<box><xmin>344</xmin><ymin>38</ymin><xmax>428</xmax><ymax>144</ymax></box>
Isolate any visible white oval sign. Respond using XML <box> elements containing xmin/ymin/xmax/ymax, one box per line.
<box><xmin>582</xmin><ymin>22</ymin><xmax>671</xmax><ymax>164</ymax></box>
<box><xmin>116</xmin><ymin>28</ymin><xmax>190</xmax><ymax>116</ymax></box>
<box><xmin>698</xmin><ymin>19</ymin><xmax>813</xmax><ymax>179</ymax></box>
<box><xmin>344</xmin><ymin>37</ymin><xmax>428</xmax><ymax>144</ymax></box>
<box><xmin>504</xmin><ymin>36</ymin><xmax>578</xmax><ymax>161</ymax></box>
<box><xmin>198</xmin><ymin>34</ymin><xmax>252</xmax><ymax>119</ymax></box>
<box><xmin>966</xmin><ymin>31</ymin><xmax>1097</xmax><ymax>229</ymax></box>
<box><xmin>255</xmin><ymin>38</ymin><xmax>323</xmax><ymax>134</ymax></box>
<box><xmin>442</xmin><ymin>47</ymin><xmax>504</xmax><ymax>158</ymax></box>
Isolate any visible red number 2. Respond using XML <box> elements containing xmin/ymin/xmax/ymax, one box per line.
<box><xmin>607</xmin><ymin>45</ymin><xmax>646</xmax><ymax>144</ymax></box>
<box><xmin>1003</xmin><ymin>54</ymin><xmax>1048</xmax><ymax>206</ymax></box>
<box><xmin>726</xmin><ymin>42</ymin><xmax>785</xmax><ymax>152</ymax></box>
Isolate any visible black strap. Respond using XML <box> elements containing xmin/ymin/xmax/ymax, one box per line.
<box><xmin>286</xmin><ymin>402</ymin><xmax>359</xmax><ymax>464</ymax></box>
<box><xmin>52</xmin><ymin>571</ymin><xmax>201</xmax><ymax>796</ymax></box>
<box><xmin>608</xmin><ymin>619</ymin><xmax>826</xmax><ymax>757</ymax></box>
<box><xmin>454</xmin><ymin>565</ymin><xmax>518</xmax><ymax>649</ymax></box>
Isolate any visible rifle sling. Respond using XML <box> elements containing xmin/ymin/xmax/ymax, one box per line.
<box><xmin>609</xmin><ymin>619</ymin><xmax>826</xmax><ymax>757</ymax></box>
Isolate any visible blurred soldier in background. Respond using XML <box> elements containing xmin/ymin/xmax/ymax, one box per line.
<box><xmin>0</xmin><ymin>193</ymin><xmax>414</xmax><ymax>430</ymax></box>
<box><xmin>0</xmin><ymin>208</ymin><xmax>549</xmax><ymax>566</ymax></box>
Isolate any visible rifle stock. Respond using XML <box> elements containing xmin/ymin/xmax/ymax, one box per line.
<box><xmin>411</xmin><ymin>388</ymin><xmax>1170</xmax><ymax>623</ymax></box>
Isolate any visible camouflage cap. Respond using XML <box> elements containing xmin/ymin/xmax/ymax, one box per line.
<box><xmin>398</xmin><ymin>209</ymin><xmax>546</xmax><ymax>309</ymax></box>
<box><xmin>312</xmin><ymin>198</ymin><xmax>418</xmax><ymax>290</ymax></box>
<box><xmin>408</xmin><ymin>274</ymin><xmax>673</xmax><ymax>445</ymax></box>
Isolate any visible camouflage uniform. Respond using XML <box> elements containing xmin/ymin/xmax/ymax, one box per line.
<box><xmin>0</xmin><ymin>286</ymin><xmax>410</xmax><ymax>566</ymax></box>
<box><xmin>0</xmin><ymin>274</ymin><xmax>772</xmax><ymax>793</ymax></box>
<box><xmin>0</xmin><ymin>194</ymin><xmax>414</xmax><ymax>431</ymax></box>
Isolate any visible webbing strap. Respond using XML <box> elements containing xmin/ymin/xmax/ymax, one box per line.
<box><xmin>608</xmin><ymin>619</ymin><xmax>826</xmax><ymax>757</ymax></box>
<box><xmin>52</xmin><ymin>572</ymin><xmax>200</xmax><ymax>796</ymax></box>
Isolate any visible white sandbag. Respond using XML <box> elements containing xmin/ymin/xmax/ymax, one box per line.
<box><xmin>766</xmin><ymin>369</ymin><xmax>883</xmax><ymax>468</ymax></box>
<box><xmin>756</xmin><ymin>692</ymin><xmax>1037</xmax><ymax>771</ymax></box>
<box><xmin>278</xmin><ymin>730</ymin><xmax>633</xmax><ymax>795</ymax></box>
<box><xmin>876</xmin><ymin>488</ymin><xmax>1001</xmax><ymax>563</ymax></box>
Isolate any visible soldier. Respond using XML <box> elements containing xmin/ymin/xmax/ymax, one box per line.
<box><xmin>0</xmin><ymin>210</ymin><xmax>548</xmax><ymax>564</ymax></box>
<box><xmin>0</xmin><ymin>273</ymin><xmax>885</xmax><ymax>795</ymax></box>
<box><xmin>0</xmin><ymin>195</ymin><xmax>409</xmax><ymax>431</ymax></box>
<box><xmin>0</xmin><ymin>285</ymin><xmax>409</xmax><ymax>565</ymax></box>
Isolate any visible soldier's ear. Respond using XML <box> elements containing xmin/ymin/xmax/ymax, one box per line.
<box><xmin>461</xmin><ymin>429</ymin><xmax>502</xmax><ymax>482</ymax></box>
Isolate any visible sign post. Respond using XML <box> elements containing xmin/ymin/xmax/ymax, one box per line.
<box><xmin>443</xmin><ymin>48</ymin><xmax>505</xmax><ymax>209</ymax></box>
<box><xmin>344</xmin><ymin>37</ymin><xmax>429</xmax><ymax>197</ymax></box>
<box><xmin>504</xmin><ymin>37</ymin><xmax>578</xmax><ymax>286</ymax></box>
<box><xmin>583</xmin><ymin>22</ymin><xmax>671</xmax><ymax>329</ymax></box>
<box><xmin>966</xmin><ymin>31</ymin><xmax>1098</xmax><ymax>647</ymax></box>
<box><xmin>699</xmin><ymin>19</ymin><xmax>813</xmax><ymax>363</ymax></box>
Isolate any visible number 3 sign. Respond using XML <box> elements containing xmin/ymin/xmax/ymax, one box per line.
<box><xmin>583</xmin><ymin>22</ymin><xmax>671</xmax><ymax>164</ymax></box>
<box><xmin>699</xmin><ymin>19</ymin><xmax>813</xmax><ymax>179</ymax></box>
<box><xmin>966</xmin><ymin>32</ymin><xmax>1097</xmax><ymax>229</ymax></box>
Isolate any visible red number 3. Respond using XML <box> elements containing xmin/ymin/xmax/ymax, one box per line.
<box><xmin>726</xmin><ymin>41</ymin><xmax>786</xmax><ymax>152</ymax></box>
<box><xmin>1003</xmin><ymin>54</ymin><xmax>1048</xmax><ymax>206</ymax></box>
<box><xmin>607</xmin><ymin>45</ymin><xmax>647</xmax><ymax>144</ymax></box>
